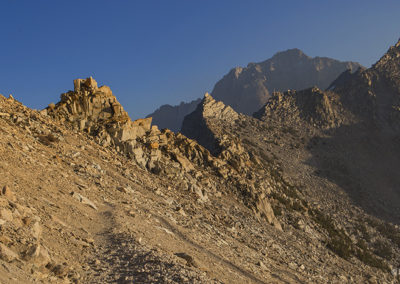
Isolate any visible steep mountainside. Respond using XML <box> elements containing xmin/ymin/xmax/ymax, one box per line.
<box><xmin>148</xmin><ymin>49</ymin><xmax>362</xmax><ymax>131</ymax></box>
<box><xmin>1</xmin><ymin>73</ymin><xmax>398</xmax><ymax>283</ymax></box>
<box><xmin>182</xmin><ymin>40</ymin><xmax>400</xmax><ymax>282</ymax></box>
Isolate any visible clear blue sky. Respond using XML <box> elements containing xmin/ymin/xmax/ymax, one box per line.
<box><xmin>0</xmin><ymin>0</ymin><xmax>399</xmax><ymax>119</ymax></box>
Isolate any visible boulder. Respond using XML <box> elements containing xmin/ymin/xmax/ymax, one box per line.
<box><xmin>256</xmin><ymin>195</ymin><xmax>282</xmax><ymax>231</ymax></box>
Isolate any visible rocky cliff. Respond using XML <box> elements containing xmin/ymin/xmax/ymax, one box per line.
<box><xmin>148</xmin><ymin>49</ymin><xmax>362</xmax><ymax>132</ymax></box>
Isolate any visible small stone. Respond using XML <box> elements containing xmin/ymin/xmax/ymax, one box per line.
<box><xmin>25</xmin><ymin>244</ymin><xmax>51</xmax><ymax>266</ymax></box>
<box><xmin>288</xmin><ymin>262</ymin><xmax>297</xmax><ymax>270</ymax></box>
<box><xmin>0</xmin><ymin>208</ymin><xmax>13</xmax><ymax>222</ymax></box>
<box><xmin>1</xmin><ymin>186</ymin><xmax>16</xmax><ymax>202</ymax></box>
<box><xmin>149</xmin><ymin>142</ymin><xmax>159</xmax><ymax>149</ymax></box>
<box><xmin>0</xmin><ymin>243</ymin><xmax>18</xmax><ymax>262</ymax></box>
<box><xmin>117</xmin><ymin>186</ymin><xmax>134</xmax><ymax>194</ymax></box>
<box><xmin>257</xmin><ymin>261</ymin><xmax>267</xmax><ymax>270</ymax></box>
<box><xmin>71</xmin><ymin>192</ymin><xmax>98</xmax><ymax>210</ymax></box>
<box><xmin>174</xmin><ymin>252</ymin><xmax>197</xmax><ymax>267</ymax></box>
<box><xmin>84</xmin><ymin>238</ymin><xmax>95</xmax><ymax>245</ymax></box>
<box><xmin>177</xmin><ymin>207</ymin><xmax>186</xmax><ymax>217</ymax></box>
<box><xmin>31</xmin><ymin>222</ymin><xmax>42</xmax><ymax>239</ymax></box>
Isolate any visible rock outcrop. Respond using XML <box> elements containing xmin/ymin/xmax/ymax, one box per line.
<box><xmin>181</xmin><ymin>93</ymin><xmax>239</xmax><ymax>155</ymax></box>
<box><xmin>46</xmin><ymin>77</ymin><xmax>165</xmax><ymax>170</ymax></box>
<box><xmin>253</xmin><ymin>87</ymin><xmax>350</xmax><ymax>129</ymax></box>
<box><xmin>329</xmin><ymin>39</ymin><xmax>400</xmax><ymax>129</ymax></box>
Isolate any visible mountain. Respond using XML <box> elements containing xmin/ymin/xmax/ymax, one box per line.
<box><xmin>148</xmin><ymin>49</ymin><xmax>362</xmax><ymax>132</ymax></box>
<box><xmin>182</xmin><ymin>40</ymin><xmax>400</xmax><ymax>281</ymax></box>
<box><xmin>0</xmin><ymin>41</ymin><xmax>399</xmax><ymax>283</ymax></box>
<box><xmin>146</xmin><ymin>98</ymin><xmax>201</xmax><ymax>132</ymax></box>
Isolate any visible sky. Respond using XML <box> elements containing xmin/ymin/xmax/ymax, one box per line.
<box><xmin>0</xmin><ymin>1</ymin><xmax>400</xmax><ymax>119</ymax></box>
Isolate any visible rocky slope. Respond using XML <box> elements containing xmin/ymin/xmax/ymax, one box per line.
<box><xmin>182</xmin><ymin>40</ymin><xmax>400</xmax><ymax>282</ymax></box>
<box><xmin>1</xmin><ymin>74</ymin><xmax>398</xmax><ymax>283</ymax></box>
<box><xmin>148</xmin><ymin>49</ymin><xmax>362</xmax><ymax>132</ymax></box>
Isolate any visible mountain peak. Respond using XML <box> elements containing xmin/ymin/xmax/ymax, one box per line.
<box><xmin>272</xmin><ymin>48</ymin><xmax>308</xmax><ymax>59</ymax></box>
<box><xmin>200</xmin><ymin>92</ymin><xmax>239</xmax><ymax>121</ymax></box>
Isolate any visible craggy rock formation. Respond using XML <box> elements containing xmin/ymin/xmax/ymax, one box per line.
<box><xmin>46</xmin><ymin>77</ymin><xmax>164</xmax><ymax>171</ymax></box>
<box><xmin>181</xmin><ymin>93</ymin><xmax>239</xmax><ymax>155</ymax></box>
<box><xmin>46</xmin><ymin>78</ymin><xmax>282</xmax><ymax>232</ymax></box>
<box><xmin>148</xmin><ymin>49</ymin><xmax>362</xmax><ymax>132</ymax></box>
<box><xmin>253</xmin><ymin>87</ymin><xmax>351</xmax><ymax>129</ymax></box>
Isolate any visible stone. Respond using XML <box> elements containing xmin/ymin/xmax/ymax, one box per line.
<box><xmin>174</xmin><ymin>153</ymin><xmax>195</xmax><ymax>172</ymax></box>
<box><xmin>288</xmin><ymin>262</ymin><xmax>298</xmax><ymax>270</ymax></box>
<box><xmin>0</xmin><ymin>208</ymin><xmax>13</xmax><ymax>222</ymax></box>
<box><xmin>149</xmin><ymin>142</ymin><xmax>159</xmax><ymax>149</ymax></box>
<box><xmin>71</xmin><ymin>192</ymin><xmax>98</xmax><ymax>210</ymax></box>
<box><xmin>117</xmin><ymin>186</ymin><xmax>134</xmax><ymax>194</ymax></box>
<box><xmin>256</xmin><ymin>195</ymin><xmax>282</xmax><ymax>231</ymax></box>
<box><xmin>132</xmin><ymin>117</ymin><xmax>152</xmax><ymax>131</ymax></box>
<box><xmin>2</xmin><ymin>185</ymin><xmax>16</xmax><ymax>202</ymax></box>
<box><xmin>24</xmin><ymin>244</ymin><xmax>51</xmax><ymax>266</ymax></box>
<box><xmin>47</xmin><ymin>263</ymin><xmax>69</xmax><ymax>277</ymax></box>
<box><xmin>31</xmin><ymin>221</ymin><xmax>42</xmax><ymax>239</ymax></box>
<box><xmin>174</xmin><ymin>252</ymin><xmax>197</xmax><ymax>267</ymax></box>
<box><xmin>0</xmin><ymin>243</ymin><xmax>18</xmax><ymax>262</ymax></box>
<box><xmin>256</xmin><ymin>261</ymin><xmax>267</xmax><ymax>270</ymax></box>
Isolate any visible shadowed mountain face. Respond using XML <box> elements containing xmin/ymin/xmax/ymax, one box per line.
<box><xmin>148</xmin><ymin>49</ymin><xmax>362</xmax><ymax>132</ymax></box>
<box><xmin>146</xmin><ymin>99</ymin><xmax>201</xmax><ymax>132</ymax></box>
<box><xmin>184</xmin><ymin>40</ymin><xmax>400</xmax><ymax>225</ymax></box>
<box><xmin>181</xmin><ymin>40</ymin><xmax>400</xmax><ymax>275</ymax></box>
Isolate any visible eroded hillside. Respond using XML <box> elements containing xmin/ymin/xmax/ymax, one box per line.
<box><xmin>0</xmin><ymin>64</ymin><xmax>399</xmax><ymax>284</ymax></box>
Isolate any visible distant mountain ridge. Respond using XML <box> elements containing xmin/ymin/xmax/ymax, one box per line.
<box><xmin>146</xmin><ymin>98</ymin><xmax>201</xmax><ymax>132</ymax></box>
<box><xmin>147</xmin><ymin>49</ymin><xmax>363</xmax><ymax>131</ymax></box>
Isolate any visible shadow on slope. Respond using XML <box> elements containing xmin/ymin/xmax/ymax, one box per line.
<box><xmin>305</xmin><ymin>122</ymin><xmax>400</xmax><ymax>225</ymax></box>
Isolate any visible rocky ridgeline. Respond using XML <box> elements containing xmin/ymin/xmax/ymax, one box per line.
<box><xmin>44</xmin><ymin>79</ymin><xmax>282</xmax><ymax>231</ymax></box>
<box><xmin>182</xmin><ymin>93</ymin><xmax>239</xmax><ymax>155</ymax></box>
<box><xmin>330</xmin><ymin>39</ymin><xmax>400</xmax><ymax>128</ymax></box>
<box><xmin>181</xmin><ymin>73</ymin><xmax>400</xmax><ymax>279</ymax></box>
<box><xmin>46</xmin><ymin>77</ymin><xmax>167</xmax><ymax>171</ymax></box>
<box><xmin>1</xmin><ymin>80</ymin><xmax>399</xmax><ymax>282</ymax></box>
<box><xmin>253</xmin><ymin>87</ymin><xmax>352</xmax><ymax>129</ymax></box>
<box><xmin>148</xmin><ymin>49</ymin><xmax>363</xmax><ymax>132</ymax></box>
